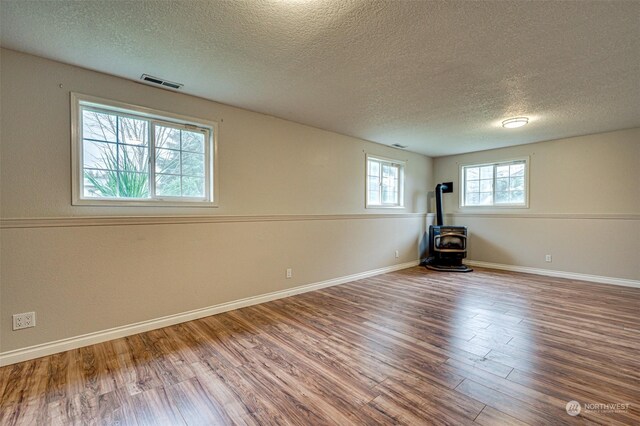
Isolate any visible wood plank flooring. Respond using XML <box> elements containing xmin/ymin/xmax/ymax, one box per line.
<box><xmin>1</xmin><ymin>266</ymin><xmax>639</xmax><ymax>425</ymax></box>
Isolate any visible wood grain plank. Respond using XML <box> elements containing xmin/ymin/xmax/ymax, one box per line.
<box><xmin>130</xmin><ymin>386</ymin><xmax>185</xmax><ymax>426</ymax></box>
<box><xmin>1</xmin><ymin>266</ymin><xmax>638</xmax><ymax>425</ymax></box>
<box><xmin>474</xmin><ymin>405</ymin><xmax>529</xmax><ymax>426</ymax></box>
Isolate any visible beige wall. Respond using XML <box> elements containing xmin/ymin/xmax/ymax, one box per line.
<box><xmin>1</xmin><ymin>217</ymin><xmax>425</xmax><ymax>352</ymax></box>
<box><xmin>0</xmin><ymin>49</ymin><xmax>433</xmax><ymax>354</ymax></box>
<box><xmin>433</xmin><ymin>129</ymin><xmax>640</xmax><ymax>280</ymax></box>
<box><xmin>1</xmin><ymin>49</ymin><xmax>431</xmax><ymax>218</ymax></box>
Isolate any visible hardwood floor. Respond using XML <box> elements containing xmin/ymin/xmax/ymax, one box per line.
<box><xmin>1</xmin><ymin>266</ymin><xmax>639</xmax><ymax>425</ymax></box>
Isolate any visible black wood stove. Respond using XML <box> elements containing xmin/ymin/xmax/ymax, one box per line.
<box><xmin>424</xmin><ymin>183</ymin><xmax>473</xmax><ymax>272</ymax></box>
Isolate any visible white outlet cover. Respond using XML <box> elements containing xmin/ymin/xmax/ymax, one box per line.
<box><xmin>12</xmin><ymin>312</ymin><xmax>36</xmax><ymax>330</ymax></box>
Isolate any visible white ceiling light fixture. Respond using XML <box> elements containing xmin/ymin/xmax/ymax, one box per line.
<box><xmin>502</xmin><ymin>117</ymin><xmax>529</xmax><ymax>129</ymax></box>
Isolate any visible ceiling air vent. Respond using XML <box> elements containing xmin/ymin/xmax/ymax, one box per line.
<box><xmin>392</xmin><ymin>143</ymin><xmax>408</xmax><ymax>149</ymax></box>
<box><xmin>140</xmin><ymin>74</ymin><xmax>183</xmax><ymax>90</ymax></box>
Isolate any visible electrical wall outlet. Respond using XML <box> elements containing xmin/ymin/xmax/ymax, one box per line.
<box><xmin>545</xmin><ymin>254</ymin><xmax>552</xmax><ymax>263</ymax></box>
<box><xmin>395</xmin><ymin>250</ymin><xmax>399</xmax><ymax>258</ymax></box>
<box><xmin>286</xmin><ymin>268</ymin><xmax>292</xmax><ymax>279</ymax></box>
<box><xmin>13</xmin><ymin>312</ymin><xmax>36</xmax><ymax>330</ymax></box>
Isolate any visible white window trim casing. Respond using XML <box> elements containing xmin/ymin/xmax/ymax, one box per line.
<box><xmin>71</xmin><ymin>93</ymin><xmax>219</xmax><ymax>207</ymax></box>
<box><xmin>459</xmin><ymin>156</ymin><xmax>530</xmax><ymax>209</ymax></box>
<box><xmin>365</xmin><ymin>153</ymin><xmax>406</xmax><ymax>209</ymax></box>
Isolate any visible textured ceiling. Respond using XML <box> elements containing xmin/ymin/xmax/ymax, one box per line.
<box><xmin>1</xmin><ymin>0</ymin><xmax>639</xmax><ymax>156</ymax></box>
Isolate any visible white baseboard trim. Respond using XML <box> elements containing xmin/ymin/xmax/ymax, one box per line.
<box><xmin>0</xmin><ymin>261</ymin><xmax>419</xmax><ymax>367</ymax></box>
<box><xmin>465</xmin><ymin>260</ymin><xmax>640</xmax><ymax>288</ymax></box>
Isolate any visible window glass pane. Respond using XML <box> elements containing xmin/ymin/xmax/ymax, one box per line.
<box><xmin>510</xmin><ymin>164</ymin><xmax>525</xmax><ymax>177</ymax></box>
<box><xmin>118</xmin><ymin>145</ymin><xmax>148</xmax><ymax>172</ymax></box>
<box><xmin>182</xmin><ymin>152</ymin><xmax>205</xmax><ymax>176</ymax></box>
<box><xmin>84</xmin><ymin>169</ymin><xmax>117</xmax><ymax>198</ymax></box>
<box><xmin>480</xmin><ymin>179</ymin><xmax>493</xmax><ymax>192</ymax></box>
<box><xmin>182</xmin><ymin>131</ymin><xmax>205</xmax><ymax>153</ymax></box>
<box><xmin>77</xmin><ymin>100</ymin><xmax>213</xmax><ymax>203</ymax></box>
<box><xmin>156</xmin><ymin>174</ymin><xmax>181</xmax><ymax>197</ymax></box>
<box><xmin>382</xmin><ymin>172</ymin><xmax>398</xmax><ymax>202</ymax></box>
<box><xmin>510</xmin><ymin>190</ymin><xmax>525</xmax><ymax>203</ymax></box>
<box><xmin>479</xmin><ymin>192</ymin><xmax>493</xmax><ymax>205</ymax></box>
<box><xmin>83</xmin><ymin>140</ymin><xmax>117</xmax><ymax>170</ymax></box>
<box><xmin>368</xmin><ymin>163</ymin><xmax>385</xmax><ymax>206</ymax></box>
<box><xmin>182</xmin><ymin>176</ymin><xmax>205</xmax><ymax>197</ymax></box>
<box><xmin>381</xmin><ymin>188</ymin><xmax>390</xmax><ymax>203</ymax></box>
<box><xmin>382</xmin><ymin>176</ymin><xmax>395</xmax><ymax>189</ymax></box>
<box><xmin>368</xmin><ymin>175</ymin><xmax>380</xmax><ymax>190</ymax></box>
<box><xmin>495</xmin><ymin>191</ymin><xmax>509</xmax><ymax>203</ymax></box>
<box><xmin>156</xmin><ymin>125</ymin><xmax>181</xmax><ymax>150</ymax></box>
<box><xmin>117</xmin><ymin>172</ymin><xmax>149</xmax><ymax>198</ymax></box>
<box><xmin>510</xmin><ymin>177</ymin><xmax>524</xmax><ymax>190</ymax></box>
<box><xmin>82</xmin><ymin>110</ymin><xmax>117</xmax><ymax>142</ymax></box>
<box><xmin>119</xmin><ymin>117</ymin><xmax>148</xmax><ymax>146</ymax></box>
<box><xmin>368</xmin><ymin>160</ymin><xmax>380</xmax><ymax>176</ymax></box>
<box><xmin>495</xmin><ymin>178</ymin><xmax>509</xmax><ymax>192</ymax></box>
<box><xmin>480</xmin><ymin>166</ymin><xmax>493</xmax><ymax>179</ymax></box>
<box><xmin>466</xmin><ymin>167</ymin><xmax>479</xmax><ymax>180</ymax></box>
<box><xmin>466</xmin><ymin>181</ymin><xmax>480</xmax><ymax>192</ymax></box>
<box><xmin>368</xmin><ymin>190</ymin><xmax>380</xmax><ymax>205</ymax></box>
<box><xmin>466</xmin><ymin>193</ymin><xmax>480</xmax><ymax>205</ymax></box>
<box><xmin>382</xmin><ymin>188</ymin><xmax>397</xmax><ymax>204</ymax></box>
<box><xmin>155</xmin><ymin>148</ymin><xmax>181</xmax><ymax>174</ymax></box>
<box><xmin>496</xmin><ymin>165</ymin><xmax>509</xmax><ymax>178</ymax></box>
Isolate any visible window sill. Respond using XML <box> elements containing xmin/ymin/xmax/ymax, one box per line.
<box><xmin>72</xmin><ymin>199</ymin><xmax>218</xmax><ymax>208</ymax></box>
<box><xmin>458</xmin><ymin>205</ymin><xmax>529</xmax><ymax>211</ymax></box>
<box><xmin>366</xmin><ymin>205</ymin><xmax>405</xmax><ymax>209</ymax></box>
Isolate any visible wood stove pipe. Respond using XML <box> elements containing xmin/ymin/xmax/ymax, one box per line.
<box><xmin>435</xmin><ymin>183</ymin><xmax>447</xmax><ymax>226</ymax></box>
<box><xmin>435</xmin><ymin>182</ymin><xmax>452</xmax><ymax>226</ymax></box>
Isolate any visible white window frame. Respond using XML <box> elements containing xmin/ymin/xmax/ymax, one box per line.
<box><xmin>365</xmin><ymin>154</ymin><xmax>405</xmax><ymax>208</ymax></box>
<box><xmin>459</xmin><ymin>157</ymin><xmax>530</xmax><ymax>209</ymax></box>
<box><xmin>71</xmin><ymin>93</ymin><xmax>219</xmax><ymax>207</ymax></box>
